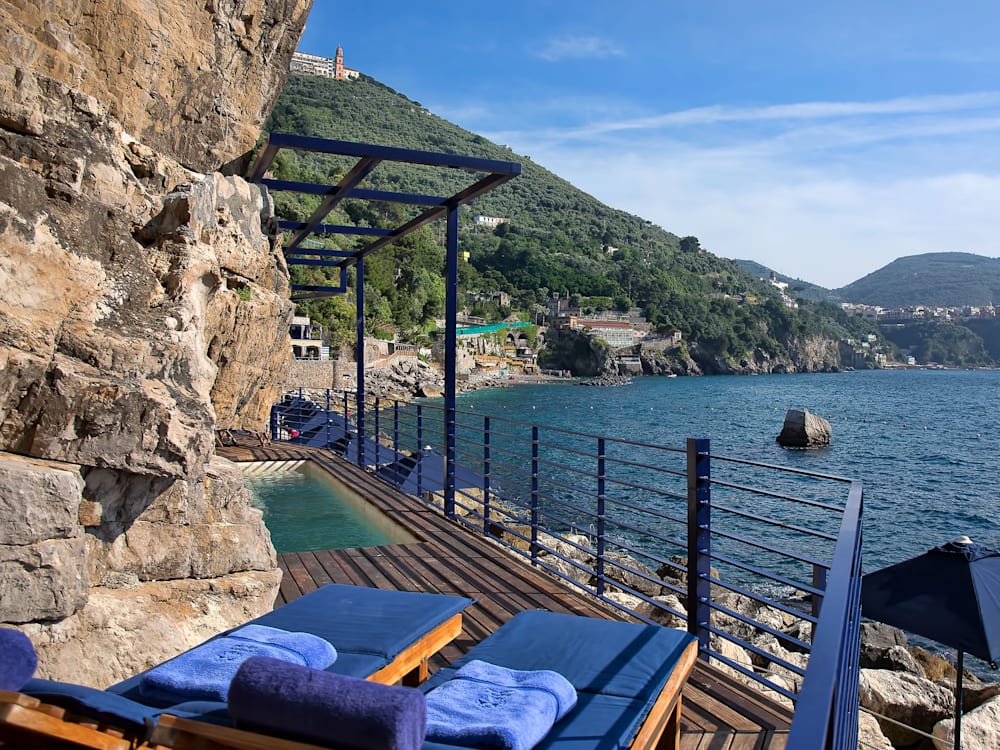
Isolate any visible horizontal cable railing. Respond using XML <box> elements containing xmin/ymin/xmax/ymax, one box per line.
<box><xmin>271</xmin><ymin>388</ymin><xmax>863</xmax><ymax>747</ymax></box>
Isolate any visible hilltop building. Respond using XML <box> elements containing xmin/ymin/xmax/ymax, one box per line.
<box><xmin>290</xmin><ymin>46</ymin><xmax>360</xmax><ymax>80</ymax></box>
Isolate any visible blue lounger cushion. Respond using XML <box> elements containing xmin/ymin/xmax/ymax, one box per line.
<box><xmin>21</xmin><ymin>678</ymin><xmax>229</xmax><ymax>734</ymax></box>
<box><xmin>420</xmin><ymin>611</ymin><xmax>697</xmax><ymax>750</ymax></box>
<box><xmin>109</xmin><ymin>584</ymin><xmax>474</xmax><ymax>706</ymax></box>
<box><xmin>0</xmin><ymin>628</ymin><xmax>37</xmax><ymax>691</ymax></box>
<box><xmin>137</xmin><ymin>624</ymin><xmax>337</xmax><ymax>704</ymax></box>
<box><xmin>228</xmin><ymin>656</ymin><xmax>426</xmax><ymax>750</ymax></box>
<box><xmin>425</xmin><ymin>660</ymin><xmax>577</xmax><ymax>750</ymax></box>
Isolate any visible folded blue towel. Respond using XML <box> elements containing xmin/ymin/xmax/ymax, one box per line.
<box><xmin>138</xmin><ymin>624</ymin><xmax>336</xmax><ymax>704</ymax></box>
<box><xmin>425</xmin><ymin>660</ymin><xmax>577</xmax><ymax>750</ymax></box>
<box><xmin>228</xmin><ymin>656</ymin><xmax>426</xmax><ymax>750</ymax></box>
<box><xmin>0</xmin><ymin>628</ymin><xmax>37</xmax><ymax>691</ymax></box>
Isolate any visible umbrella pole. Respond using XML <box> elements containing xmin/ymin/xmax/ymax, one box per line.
<box><xmin>954</xmin><ymin>649</ymin><xmax>963</xmax><ymax>750</ymax></box>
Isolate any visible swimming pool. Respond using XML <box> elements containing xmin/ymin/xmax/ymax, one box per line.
<box><xmin>240</xmin><ymin>461</ymin><xmax>418</xmax><ymax>552</ymax></box>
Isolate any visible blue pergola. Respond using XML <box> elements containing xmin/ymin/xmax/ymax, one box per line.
<box><xmin>246</xmin><ymin>133</ymin><xmax>521</xmax><ymax>500</ymax></box>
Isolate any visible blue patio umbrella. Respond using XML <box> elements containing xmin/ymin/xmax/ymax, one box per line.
<box><xmin>861</xmin><ymin>536</ymin><xmax>1000</xmax><ymax>749</ymax></box>
<box><xmin>376</xmin><ymin>447</ymin><xmax>485</xmax><ymax>497</ymax></box>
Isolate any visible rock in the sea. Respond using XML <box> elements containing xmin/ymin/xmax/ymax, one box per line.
<box><xmin>776</xmin><ymin>408</ymin><xmax>832</xmax><ymax>448</ymax></box>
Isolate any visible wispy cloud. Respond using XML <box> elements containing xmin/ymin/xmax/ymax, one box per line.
<box><xmin>537</xmin><ymin>34</ymin><xmax>624</xmax><ymax>62</ymax></box>
<box><xmin>500</xmin><ymin>92</ymin><xmax>1000</xmax><ymax>143</ymax></box>
<box><xmin>478</xmin><ymin>91</ymin><xmax>1000</xmax><ymax>288</ymax></box>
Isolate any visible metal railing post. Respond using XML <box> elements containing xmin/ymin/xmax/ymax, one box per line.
<box><xmin>393</xmin><ymin>400</ymin><xmax>400</xmax><ymax>459</ymax></box>
<box><xmin>325</xmin><ymin>389</ymin><xmax>331</xmax><ymax>449</ymax></box>
<box><xmin>812</xmin><ymin>564</ymin><xmax>827</xmax><ymax>620</ymax></box>
<box><xmin>355</xmin><ymin>257</ymin><xmax>365</xmax><ymax>465</ymax></box>
<box><xmin>483</xmin><ymin>416</ymin><xmax>492</xmax><ymax>537</ymax></box>
<box><xmin>687</xmin><ymin>437</ymin><xmax>712</xmax><ymax>657</ymax></box>
<box><xmin>416</xmin><ymin>404</ymin><xmax>424</xmax><ymax>498</ymax></box>
<box><xmin>596</xmin><ymin>437</ymin><xmax>607</xmax><ymax>597</ymax></box>
<box><xmin>270</xmin><ymin>406</ymin><xmax>278</xmax><ymax>441</ymax></box>
<box><xmin>530</xmin><ymin>425</ymin><xmax>540</xmax><ymax>564</ymax></box>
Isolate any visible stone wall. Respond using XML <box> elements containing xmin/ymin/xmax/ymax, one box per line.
<box><xmin>0</xmin><ymin>0</ymin><xmax>310</xmax><ymax>685</ymax></box>
<box><xmin>286</xmin><ymin>359</ymin><xmax>338</xmax><ymax>390</ymax></box>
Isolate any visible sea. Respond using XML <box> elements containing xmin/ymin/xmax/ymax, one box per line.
<box><xmin>456</xmin><ymin>368</ymin><xmax>1000</xmax><ymax>676</ymax></box>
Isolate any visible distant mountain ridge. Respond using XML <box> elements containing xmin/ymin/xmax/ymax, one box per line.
<box><xmin>836</xmin><ymin>252</ymin><xmax>1000</xmax><ymax>308</ymax></box>
<box><xmin>737</xmin><ymin>252</ymin><xmax>1000</xmax><ymax>308</ymax></box>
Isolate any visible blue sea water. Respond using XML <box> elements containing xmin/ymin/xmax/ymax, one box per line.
<box><xmin>458</xmin><ymin>369</ymin><xmax>1000</xmax><ymax>571</ymax></box>
<box><xmin>457</xmin><ymin>369</ymin><xmax>1000</xmax><ymax>676</ymax></box>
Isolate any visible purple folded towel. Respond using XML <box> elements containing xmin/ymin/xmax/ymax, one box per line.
<box><xmin>0</xmin><ymin>628</ymin><xmax>37</xmax><ymax>691</ymax></box>
<box><xmin>228</xmin><ymin>656</ymin><xmax>426</xmax><ymax>750</ymax></box>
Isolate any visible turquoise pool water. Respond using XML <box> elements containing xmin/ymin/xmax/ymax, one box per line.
<box><xmin>241</xmin><ymin>461</ymin><xmax>417</xmax><ymax>552</ymax></box>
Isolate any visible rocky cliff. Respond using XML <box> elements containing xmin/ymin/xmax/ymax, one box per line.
<box><xmin>0</xmin><ymin>0</ymin><xmax>310</xmax><ymax>685</ymax></box>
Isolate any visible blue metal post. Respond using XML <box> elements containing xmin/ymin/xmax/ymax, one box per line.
<box><xmin>270</xmin><ymin>406</ymin><xmax>278</xmax><ymax>441</ymax></box>
<box><xmin>374</xmin><ymin>396</ymin><xmax>381</xmax><ymax>467</ymax></box>
<box><xmin>530</xmin><ymin>425</ymin><xmax>540</xmax><ymax>564</ymax></box>
<box><xmin>687</xmin><ymin>438</ymin><xmax>711</xmax><ymax>656</ymax></box>
<box><xmin>443</xmin><ymin>206</ymin><xmax>458</xmax><ymax>518</ymax></box>
<box><xmin>596</xmin><ymin>437</ymin><xmax>607</xmax><ymax>597</ymax></box>
<box><xmin>393</xmin><ymin>401</ymin><xmax>400</xmax><ymax>460</ymax></box>
<box><xmin>355</xmin><ymin>258</ymin><xmax>366</xmax><ymax>467</ymax></box>
<box><xmin>812</xmin><ymin>564</ymin><xmax>828</xmax><ymax>619</ymax></box>
<box><xmin>416</xmin><ymin>405</ymin><xmax>424</xmax><ymax>498</ymax></box>
<box><xmin>483</xmin><ymin>416</ymin><xmax>492</xmax><ymax>536</ymax></box>
<box><xmin>325</xmin><ymin>389</ymin><xmax>331</xmax><ymax>449</ymax></box>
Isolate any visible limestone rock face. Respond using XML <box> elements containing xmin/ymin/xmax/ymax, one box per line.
<box><xmin>0</xmin><ymin>0</ymin><xmax>305</xmax><ymax>684</ymax></box>
<box><xmin>20</xmin><ymin>570</ymin><xmax>282</xmax><ymax>687</ymax></box>
<box><xmin>0</xmin><ymin>0</ymin><xmax>312</xmax><ymax>173</ymax></box>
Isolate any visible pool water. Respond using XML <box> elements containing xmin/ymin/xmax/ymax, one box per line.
<box><xmin>241</xmin><ymin>461</ymin><xmax>417</xmax><ymax>552</ymax></box>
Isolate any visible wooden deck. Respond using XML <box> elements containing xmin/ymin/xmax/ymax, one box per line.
<box><xmin>220</xmin><ymin>439</ymin><xmax>793</xmax><ymax>749</ymax></box>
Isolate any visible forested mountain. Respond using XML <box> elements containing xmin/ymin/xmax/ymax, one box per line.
<box><xmin>836</xmin><ymin>253</ymin><xmax>1000</xmax><ymax>307</ymax></box>
<box><xmin>263</xmin><ymin>74</ymin><xmax>882</xmax><ymax>372</ymax></box>
<box><xmin>733</xmin><ymin>260</ymin><xmax>843</xmax><ymax>304</ymax></box>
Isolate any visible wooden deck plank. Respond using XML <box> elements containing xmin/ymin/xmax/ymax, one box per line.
<box><xmin>221</xmin><ymin>441</ymin><xmax>792</xmax><ymax>749</ymax></box>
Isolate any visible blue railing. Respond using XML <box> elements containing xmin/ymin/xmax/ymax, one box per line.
<box><xmin>271</xmin><ymin>389</ymin><xmax>863</xmax><ymax>747</ymax></box>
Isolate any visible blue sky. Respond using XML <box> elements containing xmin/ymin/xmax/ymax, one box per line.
<box><xmin>297</xmin><ymin>1</ymin><xmax>1000</xmax><ymax>289</ymax></box>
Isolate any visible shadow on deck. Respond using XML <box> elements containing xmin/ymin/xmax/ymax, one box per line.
<box><xmin>219</xmin><ymin>440</ymin><xmax>793</xmax><ymax>750</ymax></box>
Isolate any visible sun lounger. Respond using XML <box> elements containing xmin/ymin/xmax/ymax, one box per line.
<box><xmin>146</xmin><ymin>609</ymin><xmax>699</xmax><ymax>750</ymax></box>
<box><xmin>109</xmin><ymin>584</ymin><xmax>472</xmax><ymax>705</ymax></box>
<box><xmin>10</xmin><ymin>585</ymin><xmax>471</xmax><ymax>746</ymax></box>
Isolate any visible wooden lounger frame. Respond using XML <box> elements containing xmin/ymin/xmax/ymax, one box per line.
<box><xmin>367</xmin><ymin>612</ymin><xmax>464</xmax><ymax>686</ymax></box>
<box><xmin>0</xmin><ymin>690</ymin><xmax>133</xmax><ymax>750</ymax></box>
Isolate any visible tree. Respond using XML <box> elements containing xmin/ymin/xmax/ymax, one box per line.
<box><xmin>680</xmin><ymin>236</ymin><xmax>701</xmax><ymax>254</ymax></box>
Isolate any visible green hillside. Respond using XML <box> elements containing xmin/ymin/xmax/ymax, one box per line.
<box><xmin>263</xmin><ymin>74</ymin><xmax>880</xmax><ymax>370</ymax></box>
<box><xmin>836</xmin><ymin>252</ymin><xmax>1000</xmax><ymax>307</ymax></box>
<box><xmin>733</xmin><ymin>260</ymin><xmax>842</xmax><ymax>304</ymax></box>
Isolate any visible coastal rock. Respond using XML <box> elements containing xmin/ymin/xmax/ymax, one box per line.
<box><xmin>0</xmin><ymin>0</ymin><xmax>304</xmax><ymax>683</ymax></box>
<box><xmin>860</xmin><ymin>668</ymin><xmax>954</xmax><ymax>746</ymax></box>
<box><xmin>932</xmin><ymin>695</ymin><xmax>1000</xmax><ymax>750</ymax></box>
<box><xmin>20</xmin><ymin>570</ymin><xmax>281</xmax><ymax>687</ymax></box>
<box><xmin>859</xmin><ymin>710</ymin><xmax>894</xmax><ymax>750</ymax></box>
<box><xmin>596</xmin><ymin>551</ymin><xmax>663</xmax><ymax>597</ymax></box>
<box><xmin>634</xmin><ymin>594</ymin><xmax>687</xmax><ymax>629</ymax></box>
<box><xmin>776</xmin><ymin>408</ymin><xmax>832</xmax><ymax>448</ymax></box>
<box><xmin>0</xmin><ymin>0</ymin><xmax>311</xmax><ymax>173</ymax></box>
<box><xmin>861</xmin><ymin>621</ymin><xmax>909</xmax><ymax>668</ymax></box>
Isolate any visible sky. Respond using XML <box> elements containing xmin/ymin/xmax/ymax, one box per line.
<box><xmin>297</xmin><ymin>1</ymin><xmax>1000</xmax><ymax>289</ymax></box>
